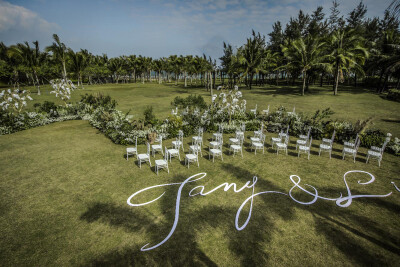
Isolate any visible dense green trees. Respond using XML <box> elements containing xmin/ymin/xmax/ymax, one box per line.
<box><xmin>0</xmin><ymin>1</ymin><xmax>398</xmax><ymax>96</ymax></box>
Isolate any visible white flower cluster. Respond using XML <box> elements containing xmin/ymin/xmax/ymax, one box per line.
<box><xmin>212</xmin><ymin>85</ymin><xmax>246</xmax><ymax>120</ymax></box>
<box><xmin>50</xmin><ymin>79</ymin><xmax>76</xmax><ymax>104</ymax></box>
<box><xmin>0</xmin><ymin>89</ymin><xmax>33</xmax><ymax>113</ymax></box>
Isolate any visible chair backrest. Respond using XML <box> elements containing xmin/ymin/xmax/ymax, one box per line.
<box><xmin>164</xmin><ymin>147</ymin><xmax>169</xmax><ymax>161</ymax></box>
<box><xmin>279</xmin><ymin>130</ymin><xmax>284</xmax><ymax>137</ymax></box>
<box><xmin>307</xmin><ymin>127</ymin><xmax>311</xmax><ymax>139</ymax></box>
<box><xmin>260</xmin><ymin>122</ymin><xmax>264</xmax><ymax>132</ymax></box>
<box><xmin>355</xmin><ymin>139</ymin><xmax>361</xmax><ymax>151</ymax></box>
<box><xmin>219</xmin><ymin>124</ymin><xmax>223</xmax><ymax>133</ymax></box>
<box><xmin>198</xmin><ymin>127</ymin><xmax>203</xmax><ymax>137</ymax></box>
<box><xmin>146</xmin><ymin>142</ymin><xmax>150</xmax><ymax>155</ymax></box>
<box><xmin>308</xmin><ymin>136</ymin><xmax>313</xmax><ymax>148</ymax></box>
<box><xmin>354</xmin><ymin>133</ymin><xmax>359</xmax><ymax>144</ymax></box>
<box><xmin>284</xmin><ymin>135</ymin><xmax>289</xmax><ymax>144</ymax></box>
<box><xmin>241</xmin><ymin>123</ymin><xmax>246</xmax><ymax>132</ymax></box>
<box><xmin>178</xmin><ymin>130</ymin><xmax>184</xmax><ymax>140</ymax></box>
<box><xmin>381</xmin><ymin>139</ymin><xmax>389</xmax><ymax>154</ymax></box>
<box><xmin>286</xmin><ymin>125</ymin><xmax>290</xmax><ymax>135</ymax></box>
<box><xmin>331</xmin><ymin>130</ymin><xmax>336</xmax><ymax>142</ymax></box>
<box><xmin>135</xmin><ymin>136</ymin><xmax>138</xmax><ymax>147</ymax></box>
<box><xmin>261</xmin><ymin>134</ymin><xmax>266</xmax><ymax>144</ymax></box>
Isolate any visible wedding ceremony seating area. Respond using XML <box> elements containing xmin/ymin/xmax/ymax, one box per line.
<box><xmin>126</xmin><ymin>121</ymin><xmax>393</xmax><ymax>174</ymax></box>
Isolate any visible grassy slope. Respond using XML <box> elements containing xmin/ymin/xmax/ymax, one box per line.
<box><xmin>0</xmin><ymin>120</ymin><xmax>399</xmax><ymax>266</ymax></box>
<box><xmin>25</xmin><ymin>82</ymin><xmax>400</xmax><ymax>136</ymax></box>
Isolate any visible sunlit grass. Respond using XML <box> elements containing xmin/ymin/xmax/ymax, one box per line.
<box><xmin>1</xmin><ymin>82</ymin><xmax>399</xmax><ymax>265</ymax></box>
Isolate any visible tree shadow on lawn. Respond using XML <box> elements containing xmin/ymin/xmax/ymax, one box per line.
<box><xmin>80</xmin><ymin>167</ymin><xmax>399</xmax><ymax>266</ymax></box>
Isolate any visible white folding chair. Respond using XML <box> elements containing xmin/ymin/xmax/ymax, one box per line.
<box><xmin>366</xmin><ymin>140</ymin><xmax>389</xmax><ymax>167</ymax></box>
<box><xmin>126</xmin><ymin>136</ymin><xmax>137</xmax><ymax>160</ymax></box>
<box><xmin>344</xmin><ymin>133</ymin><xmax>359</xmax><ymax>149</ymax></box>
<box><xmin>343</xmin><ymin>139</ymin><xmax>360</xmax><ymax>163</ymax></box>
<box><xmin>172</xmin><ymin>130</ymin><xmax>184</xmax><ymax>152</ymax></box>
<box><xmin>192</xmin><ymin>127</ymin><xmax>203</xmax><ymax>148</ymax></box>
<box><xmin>213</xmin><ymin>125</ymin><xmax>223</xmax><ymax>141</ymax></box>
<box><xmin>250</xmin><ymin>104</ymin><xmax>257</xmax><ymax>115</ymax></box>
<box><xmin>209</xmin><ymin>141</ymin><xmax>223</xmax><ymax>162</ymax></box>
<box><xmin>167</xmin><ymin>145</ymin><xmax>181</xmax><ymax>162</ymax></box>
<box><xmin>253</xmin><ymin>122</ymin><xmax>264</xmax><ymax>139</ymax></box>
<box><xmin>137</xmin><ymin>143</ymin><xmax>152</xmax><ymax>168</ymax></box>
<box><xmin>271</xmin><ymin>130</ymin><xmax>284</xmax><ymax>149</ymax></box>
<box><xmin>210</xmin><ymin>134</ymin><xmax>223</xmax><ymax>149</ymax></box>
<box><xmin>230</xmin><ymin>137</ymin><xmax>244</xmax><ymax>157</ymax></box>
<box><xmin>155</xmin><ymin>147</ymin><xmax>169</xmax><ymax>175</ymax></box>
<box><xmin>298</xmin><ymin>137</ymin><xmax>312</xmax><ymax>160</ymax></box>
<box><xmin>229</xmin><ymin>131</ymin><xmax>243</xmax><ymax>146</ymax></box>
<box><xmin>190</xmin><ymin>138</ymin><xmax>203</xmax><ymax>157</ymax></box>
<box><xmin>151</xmin><ymin>136</ymin><xmax>163</xmax><ymax>157</ymax></box>
<box><xmin>262</xmin><ymin>105</ymin><xmax>270</xmax><ymax>116</ymax></box>
<box><xmin>296</xmin><ymin>128</ymin><xmax>311</xmax><ymax>150</ymax></box>
<box><xmin>287</xmin><ymin>106</ymin><xmax>296</xmax><ymax>115</ymax></box>
<box><xmin>185</xmin><ymin>147</ymin><xmax>199</xmax><ymax>168</ymax></box>
<box><xmin>319</xmin><ymin>130</ymin><xmax>335</xmax><ymax>159</ymax></box>
<box><xmin>276</xmin><ymin>135</ymin><xmax>289</xmax><ymax>155</ymax></box>
<box><xmin>299</xmin><ymin>127</ymin><xmax>311</xmax><ymax>140</ymax></box>
<box><xmin>252</xmin><ymin>133</ymin><xmax>266</xmax><ymax>154</ymax></box>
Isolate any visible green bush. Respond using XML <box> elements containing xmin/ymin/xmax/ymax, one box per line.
<box><xmin>80</xmin><ymin>93</ymin><xmax>117</xmax><ymax>110</ymax></box>
<box><xmin>143</xmin><ymin>106</ymin><xmax>157</xmax><ymax>125</ymax></box>
<box><xmin>387</xmin><ymin>89</ymin><xmax>400</xmax><ymax>102</ymax></box>
<box><xmin>360</xmin><ymin>130</ymin><xmax>386</xmax><ymax>148</ymax></box>
<box><xmin>171</xmin><ymin>94</ymin><xmax>207</xmax><ymax>110</ymax></box>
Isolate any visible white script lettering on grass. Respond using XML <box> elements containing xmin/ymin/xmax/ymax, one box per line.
<box><xmin>127</xmin><ymin>171</ymin><xmax>394</xmax><ymax>251</ymax></box>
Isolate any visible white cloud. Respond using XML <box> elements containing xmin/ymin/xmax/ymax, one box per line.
<box><xmin>0</xmin><ymin>0</ymin><xmax>58</xmax><ymax>33</ymax></box>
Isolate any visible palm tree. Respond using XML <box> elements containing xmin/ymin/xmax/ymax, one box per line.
<box><xmin>68</xmin><ymin>49</ymin><xmax>89</xmax><ymax>88</ymax></box>
<box><xmin>281</xmin><ymin>35</ymin><xmax>328</xmax><ymax>95</ymax></box>
<box><xmin>8</xmin><ymin>41</ymin><xmax>46</xmax><ymax>94</ymax></box>
<box><xmin>45</xmin><ymin>34</ymin><xmax>68</xmax><ymax>79</ymax></box>
<box><xmin>328</xmin><ymin>28</ymin><xmax>368</xmax><ymax>95</ymax></box>
<box><xmin>240</xmin><ymin>31</ymin><xmax>266</xmax><ymax>89</ymax></box>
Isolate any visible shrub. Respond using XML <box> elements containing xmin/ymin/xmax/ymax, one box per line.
<box><xmin>360</xmin><ymin>129</ymin><xmax>386</xmax><ymax>148</ymax></box>
<box><xmin>143</xmin><ymin>106</ymin><xmax>156</xmax><ymax>125</ymax></box>
<box><xmin>171</xmin><ymin>94</ymin><xmax>207</xmax><ymax>110</ymax></box>
<box><xmin>387</xmin><ymin>89</ymin><xmax>400</xmax><ymax>102</ymax></box>
<box><xmin>80</xmin><ymin>93</ymin><xmax>117</xmax><ymax>110</ymax></box>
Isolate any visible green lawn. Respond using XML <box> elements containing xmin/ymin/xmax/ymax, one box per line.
<box><xmin>25</xmin><ymin>82</ymin><xmax>400</xmax><ymax>137</ymax></box>
<box><xmin>1</xmin><ymin>82</ymin><xmax>400</xmax><ymax>265</ymax></box>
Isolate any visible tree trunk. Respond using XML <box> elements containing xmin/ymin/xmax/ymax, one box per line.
<box><xmin>320</xmin><ymin>73</ymin><xmax>323</xmax><ymax>87</ymax></box>
<box><xmin>62</xmin><ymin>60</ymin><xmax>67</xmax><ymax>79</ymax></box>
<box><xmin>354</xmin><ymin>73</ymin><xmax>357</xmax><ymax>87</ymax></box>
<box><xmin>334</xmin><ymin>65</ymin><xmax>340</xmax><ymax>95</ymax></box>
<box><xmin>302</xmin><ymin>72</ymin><xmax>306</xmax><ymax>96</ymax></box>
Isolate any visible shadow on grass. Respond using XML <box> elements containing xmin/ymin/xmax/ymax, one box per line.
<box><xmin>80</xmin><ymin>167</ymin><xmax>399</xmax><ymax>265</ymax></box>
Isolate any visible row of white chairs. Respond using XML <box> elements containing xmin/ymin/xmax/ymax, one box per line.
<box><xmin>127</xmin><ymin>127</ymin><xmax>390</xmax><ymax>174</ymax></box>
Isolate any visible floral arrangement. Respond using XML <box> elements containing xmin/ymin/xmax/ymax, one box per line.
<box><xmin>0</xmin><ymin>89</ymin><xmax>33</xmax><ymax>113</ymax></box>
<box><xmin>50</xmin><ymin>79</ymin><xmax>76</xmax><ymax>105</ymax></box>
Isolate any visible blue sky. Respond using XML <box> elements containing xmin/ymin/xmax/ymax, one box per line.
<box><xmin>0</xmin><ymin>0</ymin><xmax>392</xmax><ymax>59</ymax></box>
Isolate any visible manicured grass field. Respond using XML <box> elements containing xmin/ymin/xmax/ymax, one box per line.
<box><xmin>25</xmin><ymin>82</ymin><xmax>400</xmax><ymax>136</ymax></box>
<box><xmin>1</xmin><ymin>82</ymin><xmax>400</xmax><ymax>265</ymax></box>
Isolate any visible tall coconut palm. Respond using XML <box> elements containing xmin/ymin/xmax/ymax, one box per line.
<box><xmin>240</xmin><ymin>31</ymin><xmax>266</xmax><ymax>89</ymax></box>
<box><xmin>45</xmin><ymin>34</ymin><xmax>68</xmax><ymax>79</ymax></box>
<box><xmin>328</xmin><ymin>28</ymin><xmax>368</xmax><ymax>95</ymax></box>
<box><xmin>8</xmin><ymin>41</ymin><xmax>46</xmax><ymax>94</ymax></box>
<box><xmin>281</xmin><ymin>35</ymin><xmax>328</xmax><ymax>95</ymax></box>
<box><xmin>68</xmin><ymin>49</ymin><xmax>89</xmax><ymax>88</ymax></box>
